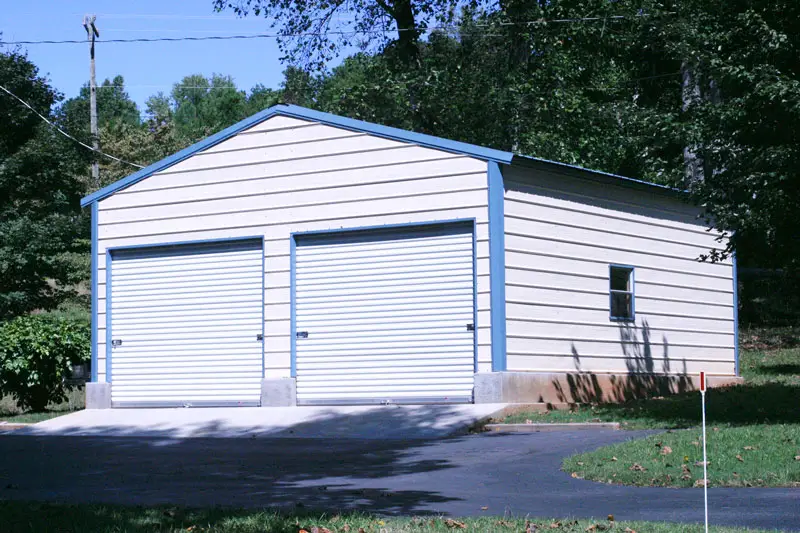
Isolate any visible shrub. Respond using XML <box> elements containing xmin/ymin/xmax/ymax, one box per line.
<box><xmin>0</xmin><ymin>315</ymin><xmax>90</xmax><ymax>412</ymax></box>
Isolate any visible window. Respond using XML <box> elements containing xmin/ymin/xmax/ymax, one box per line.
<box><xmin>609</xmin><ymin>265</ymin><xmax>635</xmax><ymax>321</ymax></box>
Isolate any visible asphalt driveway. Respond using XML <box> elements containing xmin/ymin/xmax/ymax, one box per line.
<box><xmin>1</xmin><ymin>429</ymin><xmax>797</xmax><ymax>530</ymax></box>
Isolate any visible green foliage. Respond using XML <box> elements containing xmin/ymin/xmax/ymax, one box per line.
<box><xmin>0</xmin><ymin>315</ymin><xmax>90</xmax><ymax>412</ymax></box>
<box><xmin>0</xmin><ymin>50</ymin><xmax>89</xmax><ymax>319</ymax></box>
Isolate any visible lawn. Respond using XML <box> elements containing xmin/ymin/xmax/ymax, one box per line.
<box><xmin>0</xmin><ymin>386</ymin><xmax>84</xmax><ymax>424</ymax></box>
<box><xmin>0</xmin><ymin>502</ymin><xmax>778</xmax><ymax>533</ymax></box>
<box><xmin>556</xmin><ymin>344</ymin><xmax>800</xmax><ymax>487</ymax></box>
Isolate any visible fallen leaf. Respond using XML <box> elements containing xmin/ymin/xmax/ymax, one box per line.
<box><xmin>733</xmin><ymin>472</ymin><xmax>739</xmax><ymax>477</ymax></box>
<box><xmin>694</xmin><ymin>479</ymin><xmax>707</xmax><ymax>488</ymax></box>
<box><xmin>660</xmin><ymin>446</ymin><xmax>673</xmax><ymax>456</ymax></box>
<box><xmin>736</xmin><ymin>454</ymin><xmax>744</xmax><ymax>462</ymax></box>
<box><xmin>496</xmin><ymin>520</ymin><xmax>514</xmax><ymax>528</ymax></box>
<box><xmin>691</xmin><ymin>441</ymin><xmax>700</xmax><ymax>447</ymax></box>
<box><xmin>525</xmin><ymin>419</ymin><xmax>533</xmax><ymax>424</ymax></box>
<box><xmin>358</xmin><ymin>528</ymin><xmax>366</xmax><ymax>533</ymax></box>
<box><xmin>743</xmin><ymin>446</ymin><xmax>756</xmax><ymax>451</ymax></box>
<box><xmin>624</xmin><ymin>528</ymin><xmax>637</xmax><ymax>533</ymax></box>
<box><xmin>684</xmin><ymin>456</ymin><xmax>690</xmax><ymax>462</ymax></box>
<box><xmin>444</xmin><ymin>519</ymin><xmax>466</xmax><ymax>529</ymax></box>
<box><xmin>694</xmin><ymin>461</ymin><xmax>710</xmax><ymax>467</ymax></box>
<box><xmin>794</xmin><ymin>455</ymin><xmax>800</xmax><ymax>461</ymax></box>
<box><xmin>577</xmin><ymin>461</ymin><xmax>584</xmax><ymax>466</ymax></box>
<box><xmin>342</xmin><ymin>525</ymin><xmax>350</xmax><ymax>532</ymax></box>
<box><xmin>298</xmin><ymin>530</ymin><xmax>310</xmax><ymax>533</ymax></box>
<box><xmin>550</xmin><ymin>521</ymin><xmax>562</xmax><ymax>528</ymax></box>
<box><xmin>611</xmin><ymin>456</ymin><xmax>618</xmax><ymax>462</ymax></box>
<box><xmin>481</xmin><ymin>506</ymin><xmax>488</xmax><ymax>511</ymax></box>
<box><xmin>607</xmin><ymin>515</ymin><xmax>615</xmax><ymax>522</ymax></box>
<box><xmin>586</xmin><ymin>526</ymin><xmax>596</xmax><ymax>532</ymax></box>
<box><xmin>713</xmin><ymin>427</ymin><xmax>720</xmax><ymax>431</ymax></box>
<box><xmin>571</xmin><ymin>472</ymin><xmax>580</xmax><ymax>478</ymax></box>
<box><xmin>629</xmin><ymin>463</ymin><xmax>647</xmax><ymax>472</ymax></box>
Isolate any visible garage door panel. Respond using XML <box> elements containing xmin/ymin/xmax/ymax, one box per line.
<box><xmin>109</xmin><ymin>239</ymin><xmax>263</xmax><ymax>407</ymax></box>
<box><xmin>295</xmin><ymin>225</ymin><xmax>475</xmax><ymax>405</ymax></box>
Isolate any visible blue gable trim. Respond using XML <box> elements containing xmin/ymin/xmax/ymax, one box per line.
<box><xmin>487</xmin><ymin>161</ymin><xmax>507</xmax><ymax>372</ymax></box>
<box><xmin>90</xmin><ymin>202</ymin><xmax>98</xmax><ymax>382</ymax></box>
<box><xmin>81</xmin><ymin>104</ymin><xmax>514</xmax><ymax>207</ymax></box>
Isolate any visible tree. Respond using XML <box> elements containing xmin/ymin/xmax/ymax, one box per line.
<box><xmin>0</xmin><ymin>51</ymin><xmax>88</xmax><ymax>319</ymax></box>
<box><xmin>213</xmin><ymin>0</ymin><xmax>490</xmax><ymax>66</ymax></box>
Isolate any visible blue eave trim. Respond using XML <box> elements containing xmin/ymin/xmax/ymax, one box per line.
<box><xmin>487</xmin><ymin>161</ymin><xmax>507</xmax><ymax>372</ymax></box>
<box><xmin>90</xmin><ymin>202</ymin><xmax>98</xmax><ymax>382</ymax></box>
<box><xmin>81</xmin><ymin>104</ymin><xmax>514</xmax><ymax>207</ymax></box>
<box><xmin>732</xmin><ymin>252</ymin><xmax>739</xmax><ymax>376</ymax></box>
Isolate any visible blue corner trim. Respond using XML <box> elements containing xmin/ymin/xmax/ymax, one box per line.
<box><xmin>487</xmin><ymin>161</ymin><xmax>507</xmax><ymax>372</ymax></box>
<box><xmin>261</xmin><ymin>238</ymin><xmax>266</xmax><ymax>382</ymax></box>
<box><xmin>471</xmin><ymin>219</ymin><xmax>479</xmax><ymax>373</ymax></box>
<box><xmin>90</xmin><ymin>202</ymin><xmax>98</xmax><ymax>383</ymax></box>
<box><xmin>609</xmin><ymin>264</ymin><xmax>636</xmax><ymax>322</ymax></box>
<box><xmin>80</xmin><ymin>104</ymin><xmax>514</xmax><ymax>207</ymax></box>
<box><xmin>289</xmin><ymin>235</ymin><xmax>297</xmax><ymax>378</ymax></box>
<box><xmin>732</xmin><ymin>252</ymin><xmax>739</xmax><ymax>376</ymax></box>
<box><xmin>105</xmin><ymin>251</ymin><xmax>112</xmax><ymax>383</ymax></box>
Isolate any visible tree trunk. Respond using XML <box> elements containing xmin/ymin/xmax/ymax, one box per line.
<box><xmin>391</xmin><ymin>0</ymin><xmax>420</xmax><ymax>63</ymax></box>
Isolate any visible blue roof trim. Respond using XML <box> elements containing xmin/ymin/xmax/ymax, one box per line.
<box><xmin>514</xmin><ymin>154</ymin><xmax>685</xmax><ymax>196</ymax></box>
<box><xmin>80</xmin><ymin>104</ymin><xmax>514</xmax><ymax>207</ymax></box>
<box><xmin>487</xmin><ymin>161</ymin><xmax>507</xmax><ymax>372</ymax></box>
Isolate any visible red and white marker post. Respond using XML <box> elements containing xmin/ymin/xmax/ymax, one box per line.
<box><xmin>700</xmin><ymin>371</ymin><xmax>708</xmax><ymax>533</ymax></box>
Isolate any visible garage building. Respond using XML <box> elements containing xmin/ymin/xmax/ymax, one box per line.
<box><xmin>82</xmin><ymin>104</ymin><xmax>740</xmax><ymax>408</ymax></box>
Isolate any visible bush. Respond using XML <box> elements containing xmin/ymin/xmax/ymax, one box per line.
<box><xmin>0</xmin><ymin>315</ymin><xmax>90</xmax><ymax>412</ymax></box>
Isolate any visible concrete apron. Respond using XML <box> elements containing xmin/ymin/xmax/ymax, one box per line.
<box><xmin>17</xmin><ymin>404</ymin><xmax>507</xmax><ymax>440</ymax></box>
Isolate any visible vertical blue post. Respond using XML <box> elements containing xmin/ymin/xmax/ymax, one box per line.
<box><xmin>90</xmin><ymin>202</ymin><xmax>98</xmax><ymax>383</ymax></box>
<box><xmin>487</xmin><ymin>162</ymin><xmax>507</xmax><ymax>372</ymax></box>
<box><xmin>105</xmin><ymin>252</ymin><xmax>112</xmax><ymax>383</ymax></box>
<box><xmin>732</xmin><ymin>251</ymin><xmax>739</xmax><ymax>376</ymax></box>
<box><xmin>290</xmin><ymin>235</ymin><xmax>297</xmax><ymax>378</ymax></box>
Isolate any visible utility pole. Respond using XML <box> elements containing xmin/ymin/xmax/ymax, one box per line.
<box><xmin>83</xmin><ymin>15</ymin><xmax>100</xmax><ymax>189</ymax></box>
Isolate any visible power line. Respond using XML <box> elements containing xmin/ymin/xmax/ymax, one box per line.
<box><xmin>0</xmin><ymin>13</ymin><xmax>677</xmax><ymax>46</ymax></box>
<box><xmin>0</xmin><ymin>83</ymin><xmax>145</xmax><ymax>169</ymax></box>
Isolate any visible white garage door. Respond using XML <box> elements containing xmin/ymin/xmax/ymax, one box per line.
<box><xmin>294</xmin><ymin>225</ymin><xmax>476</xmax><ymax>405</ymax></box>
<box><xmin>108</xmin><ymin>239</ymin><xmax>264</xmax><ymax>407</ymax></box>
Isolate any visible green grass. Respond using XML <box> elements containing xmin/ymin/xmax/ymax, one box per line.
<box><xmin>564</xmin><ymin>425</ymin><xmax>800</xmax><ymax>488</ymax></box>
<box><xmin>557</xmin><ymin>345</ymin><xmax>800</xmax><ymax>487</ymax></box>
<box><xmin>0</xmin><ymin>501</ymin><xmax>776</xmax><ymax>533</ymax></box>
<box><xmin>503</xmin><ymin>347</ymin><xmax>800</xmax><ymax>430</ymax></box>
<box><xmin>0</xmin><ymin>386</ymin><xmax>84</xmax><ymax>424</ymax></box>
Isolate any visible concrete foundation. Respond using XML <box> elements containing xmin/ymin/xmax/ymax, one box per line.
<box><xmin>260</xmin><ymin>378</ymin><xmax>297</xmax><ymax>407</ymax></box>
<box><xmin>85</xmin><ymin>382</ymin><xmax>112</xmax><ymax>409</ymax></box>
<box><xmin>474</xmin><ymin>371</ymin><xmax>743</xmax><ymax>404</ymax></box>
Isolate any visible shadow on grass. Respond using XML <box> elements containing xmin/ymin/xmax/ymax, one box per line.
<box><xmin>0</xmin><ymin>501</ymin><xmax>371</xmax><ymax>533</ymax></box>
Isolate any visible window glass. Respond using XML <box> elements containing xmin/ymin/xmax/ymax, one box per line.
<box><xmin>609</xmin><ymin>266</ymin><xmax>634</xmax><ymax>320</ymax></box>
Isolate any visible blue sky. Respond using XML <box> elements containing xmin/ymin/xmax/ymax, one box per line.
<box><xmin>2</xmin><ymin>0</ymin><xmax>331</xmax><ymax>112</ymax></box>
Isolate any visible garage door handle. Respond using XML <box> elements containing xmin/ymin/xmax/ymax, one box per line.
<box><xmin>256</xmin><ymin>334</ymin><xmax>263</xmax><ymax>341</ymax></box>
<box><xmin>466</xmin><ymin>324</ymin><xmax>475</xmax><ymax>332</ymax></box>
<box><xmin>296</xmin><ymin>331</ymin><xmax>309</xmax><ymax>339</ymax></box>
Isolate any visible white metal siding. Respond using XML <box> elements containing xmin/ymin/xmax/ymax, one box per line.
<box><xmin>295</xmin><ymin>226</ymin><xmax>476</xmax><ymax>404</ymax></box>
<box><xmin>109</xmin><ymin>240</ymin><xmax>264</xmax><ymax>406</ymax></box>
<box><xmin>503</xmin><ymin>165</ymin><xmax>736</xmax><ymax>376</ymax></box>
<box><xmin>94</xmin><ymin>116</ymin><xmax>491</xmax><ymax>382</ymax></box>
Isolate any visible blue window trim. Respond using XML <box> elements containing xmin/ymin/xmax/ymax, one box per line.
<box><xmin>289</xmin><ymin>218</ymin><xmax>479</xmax><ymax>379</ymax></box>
<box><xmin>609</xmin><ymin>264</ymin><xmax>636</xmax><ymax>322</ymax></box>
<box><xmin>732</xmin><ymin>252</ymin><xmax>739</xmax><ymax>376</ymax></box>
<box><xmin>81</xmin><ymin>104</ymin><xmax>513</xmax><ymax>207</ymax></box>
<box><xmin>90</xmin><ymin>202</ymin><xmax>98</xmax><ymax>382</ymax></box>
<box><xmin>487</xmin><ymin>161</ymin><xmax>507</xmax><ymax>372</ymax></box>
<box><xmin>103</xmin><ymin>235</ymin><xmax>266</xmax><ymax>385</ymax></box>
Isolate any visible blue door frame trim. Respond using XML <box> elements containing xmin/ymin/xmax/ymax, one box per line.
<box><xmin>289</xmin><ymin>218</ymin><xmax>479</xmax><ymax>379</ymax></box>
<box><xmin>104</xmin><ymin>236</ymin><xmax>266</xmax><ymax>386</ymax></box>
<box><xmin>81</xmin><ymin>104</ymin><xmax>513</xmax><ymax>207</ymax></box>
<box><xmin>90</xmin><ymin>202</ymin><xmax>98</xmax><ymax>382</ymax></box>
<box><xmin>487</xmin><ymin>162</ymin><xmax>507</xmax><ymax>372</ymax></box>
<box><xmin>732</xmin><ymin>252</ymin><xmax>739</xmax><ymax>376</ymax></box>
